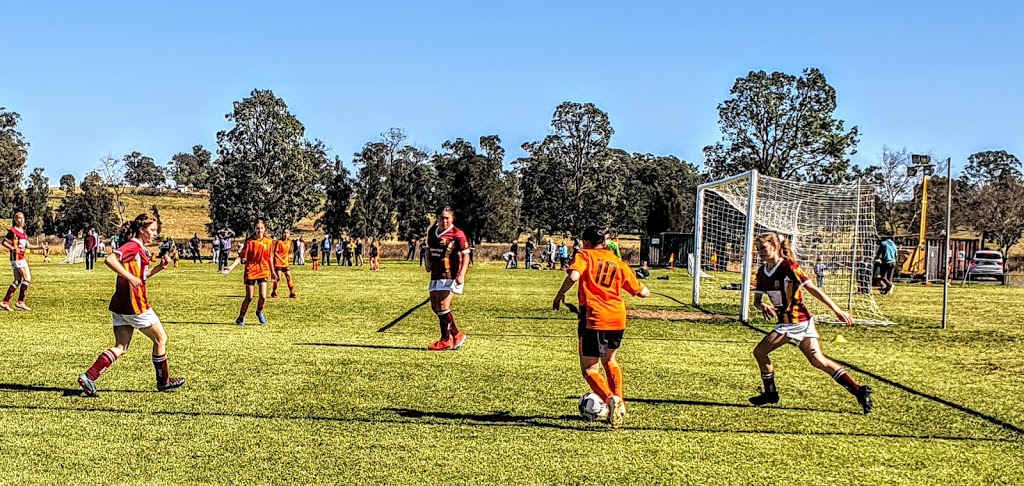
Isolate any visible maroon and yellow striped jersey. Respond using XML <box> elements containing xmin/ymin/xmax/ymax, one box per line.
<box><xmin>427</xmin><ymin>224</ymin><xmax>469</xmax><ymax>280</ymax></box>
<box><xmin>108</xmin><ymin>239</ymin><xmax>152</xmax><ymax>315</ymax></box>
<box><xmin>754</xmin><ymin>258</ymin><xmax>813</xmax><ymax>324</ymax></box>
<box><xmin>5</xmin><ymin>226</ymin><xmax>28</xmax><ymax>261</ymax></box>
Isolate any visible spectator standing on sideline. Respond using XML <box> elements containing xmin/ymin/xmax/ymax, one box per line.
<box><xmin>310</xmin><ymin>239</ymin><xmax>320</xmax><ymax>270</ymax></box>
<box><xmin>211</xmin><ymin>234</ymin><xmax>221</xmax><ymax>267</ymax></box>
<box><xmin>64</xmin><ymin>230</ymin><xmax>76</xmax><ymax>254</ymax></box>
<box><xmin>525</xmin><ymin>238</ymin><xmax>536</xmax><ymax>269</ymax></box>
<box><xmin>296</xmin><ymin>237</ymin><xmax>306</xmax><ymax>266</ymax></box>
<box><xmin>345</xmin><ymin>238</ymin><xmax>355</xmax><ymax>266</ymax></box>
<box><xmin>111</xmin><ymin>233</ymin><xmax>120</xmax><ymax>251</ymax></box>
<box><xmin>558</xmin><ymin>241</ymin><xmax>569</xmax><ymax>269</ymax></box>
<box><xmin>218</xmin><ymin>228</ymin><xmax>234</xmax><ymax>272</ymax></box>
<box><xmin>190</xmin><ymin>233</ymin><xmax>201</xmax><ymax>263</ymax></box>
<box><xmin>406</xmin><ymin>239</ymin><xmax>416</xmax><ymax>261</ymax></box>
<box><xmin>875</xmin><ymin>235</ymin><xmax>897</xmax><ymax>295</ymax></box>
<box><xmin>355</xmin><ymin>238</ymin><xmax>364</xmax><ymax>266</ymax></box>
<box><xmin>322</xmin><ymin>237</ymin><xmax>332</xmax><ymax>266</ymax></box>
<box><xmin>509</xmin><ymin>241</ymin><xmax>519</xmax><ymax>269</ymax></box>
<box><xmin>85</xmin><ymin>228</ymin><xmax>98</xmax><ymax>270</ymax></box>
<box><xmin>418</xmin><ymin>239</ymin><xmax>428</xmax><ymax>267</ymax></box>
<box><xmin>546</xmin><ymin>239</ymin><xmax>557</xmax><ymax>269</ymax></box>
<box><xmin>335</xmin><ymin>239</ymin><xmax>344</xmax><ymax>267</ymax></box>
<box><xmin>814</xmin><ymin>261</ymin><xmax>827</xmax><ymax>289</ymax></box>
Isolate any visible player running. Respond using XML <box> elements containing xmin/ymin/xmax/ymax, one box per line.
<box><xmin>271</xmin><ymin>228</ymin><xmax>297</xmax><ymax>299</ymax></box>
<box><xmin>425</xmin><ymin>207</ymin><xmax>470</xmax><ymax>351</ymax></box>
<box><xmin>2</xmin><ymin>212</ymin><xmax>42</xmax><ymax>311</ymax></box>
<box><xmin>748</xmin><ymin>232</ymin><xmax>874</xmax><ymax>414</ymax></box>
<box><xmin>77</xmin><ymin>213</ymin><xmax>185</xmax><ymax>397</ymax></box>
<box><xmin>223</xmin><ymin>220</ymin><xmax>276</xmax><ymax>325</ymax></box>
<box><xmin>553</xmin><ymin>226</ymin><xmax>649</xmax><ymax>429</ymax></box>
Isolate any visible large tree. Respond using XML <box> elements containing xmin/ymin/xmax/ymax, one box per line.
<box><xmin>517</xmin><ymin>102</ymin><xmax>619</xmax><ymax>233</ymax></box>
<box><xmin>168</xmin><ymin>145</ymin><xmax>213</xmax><ymax>190</ymax></box>
<box><xmin>617</xmin><ymin>152</ymin><xmax>702</xmax><ymax>236</ymax></box>
<box><xmin>961</xmin><ymin>150</ymin><xmax>1022</xmax><ymax>187</ymax></box>
<box><xmin>703</xmin><ymin>68</ymin><xmax>860</xmax><ymax>183</ymax></box>
<box><xmin>966</xmin><ymin>180</ymin><xmax>1024</xmax><ymax>257</ymax></box>
<box><xmin>350</xmin><ymin>129</ymin><xmax>435</xmax><ymax>240</ymax></box>
<box><xmin>433</xmin><ymin>135</ymin><xmax>520</xmax><ymax>243</ymax></box>
<box><xmin>19</xmin><ymin>167</ymin><xmax>50</xmax><ymax>235</ymax></box>
<box><xmin>0</xmin><ymin>107</ymin><xmax>29</xmax><ymax>217</ymax></box>
<box><xmin>124</xmin><ymin>151</ymin><xmax>166</xmax><ymax>188</ymax></box>
<box><xmin>860</xmin><ymin>146</ymin><xmax>914</xmax><ymax>234</ymax></box>
<box><xmin>208</xmin><ymin>89</ymin><xmax>330</xmax><ymax>235</ymax></box>
<box><xmin>54</xmin><ymin>171</ymin><xmax>119</xmax><ymax>236</ymax></box>
<box><xmin>318</xmin><ymin>158</ymin><xmax>355</xmax><ymax>239</ymax></box>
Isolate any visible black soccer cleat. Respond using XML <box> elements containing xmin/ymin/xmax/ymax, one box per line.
<box><xmin>748</xmin><ymin>387</ymin><xmax>779</xmax><ymax>407</ymax></box>
<box><xmin>157</xmin><ymin>377</ymin><xmax>185</xmax><ymax>392</ymax></box>
<box><xmin>857</xmin><ymin>385</ymin><xmax>873</xmax><ymax>414</ymax></box>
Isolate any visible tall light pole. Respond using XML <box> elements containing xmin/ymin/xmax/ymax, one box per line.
<box><xmin>908</xmin><ymin>154</ymin><xmax>936</xmax><ymax>278</ymax></box>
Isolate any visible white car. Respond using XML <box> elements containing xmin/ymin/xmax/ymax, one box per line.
<box><xmin>969</xmin><ymin>250</ymin><xmax>1007</xmax><ymax>284</ymax></box>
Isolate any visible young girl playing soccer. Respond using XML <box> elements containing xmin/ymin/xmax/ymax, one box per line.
<box><xmin>2</xmin><ymin>212</ymin><xmax>43</xmax><ymax>312</ymax></box>
<box><xmin>271</xmin><ymin>228</ymin><xmax>297</xmax><ymax>299</ymax></box>
<box><xmin>223</xmin><ymin>220</ymin><xmax>276</xmax><ymax>325</ymax></box>
<box><xmin>553</xmin><ymin>226</ymin><xmax>650</xmax><ymax>428</ymax></box>
<box><xmin>749</xmin><ymin>232</ymin><xmax>873</xmax><ymax>414</ymax></box>
<box><xmin>77</xmin><ymin>213</ymin><xmax>185</xmax><ymax>396</ymax></box>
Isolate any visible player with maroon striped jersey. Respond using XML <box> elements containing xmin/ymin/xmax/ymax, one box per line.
<box><xmin>425</xmin><ymin>207</ymin><xmax>471</xmax><ymax>351</ymax></box>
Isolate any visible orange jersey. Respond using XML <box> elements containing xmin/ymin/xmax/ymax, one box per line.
<box><xmin>569</xmin><ymin>248</ymin><xmax>644</xmax><ymax>331</ymax></box>
<box><xmin>273</xmin><ymin>239</ymin><xmax>292</xmax><ymax>268</ymax></box>
<box><xmin>240</xmin><ymin>237</ymin><xmax>273</xmax><ymax>281</ymax></box>
<box><xmin>108</xmin><ymin>239</ymin><xmax>152</xmax><ymax>315</ymax></box>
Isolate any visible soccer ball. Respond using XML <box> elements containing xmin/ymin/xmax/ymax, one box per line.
<box><xmin>578</xmin><ymin>393</ymin><xmax>608</xmax><ymax>421</ymax></box>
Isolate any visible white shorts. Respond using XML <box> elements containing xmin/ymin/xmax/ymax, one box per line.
<box><xmin>11</xmin><ymin>259</ymin><xmax>28</xmax><ymax>270</ymax></box>
<box><xmin>112</xmin><ymin>309</ymin><xmax>161</xmax><ymax>329</ymax></box>
<box><xmin>429</xmin><ymin>279</ymin><xmax>464</xmax><ymax>295</ymax></box>
<box><xmin>773</xmin><ymin>319</ymin><xmax>819</xmax><ymax>342</ymax></box>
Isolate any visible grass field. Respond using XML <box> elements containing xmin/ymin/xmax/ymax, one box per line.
<box><xmin>0</xmin><ymin>257</ymin><xmax>1022</xmax><ymax>484</ymax></box>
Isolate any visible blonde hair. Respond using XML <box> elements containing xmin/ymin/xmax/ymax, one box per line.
<box><xmin>757</xmin><ymin>232</ymin><xmax>796</xmax><ymax>261</ymax></box>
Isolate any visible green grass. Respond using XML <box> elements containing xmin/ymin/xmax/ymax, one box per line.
<box><xmin>0</xmin><ymin>258</ymin><xmax>1022</xmax><ymax>484</ymax></box>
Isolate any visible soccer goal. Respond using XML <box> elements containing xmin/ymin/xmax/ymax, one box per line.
<box><xmin>692</xmin><ymin>170</ymin><xmax>890</xmax><ymax>325</ymax></box>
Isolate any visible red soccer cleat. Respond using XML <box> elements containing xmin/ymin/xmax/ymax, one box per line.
<box><xmin>427</xmin><ymin>338</ymin><xmax>454</xmax><ymax>351</ymax></box>
<box><xmin>451</xmin><ymin>332</ymin><xmax>467</xmax><ymax>350</ymax></box>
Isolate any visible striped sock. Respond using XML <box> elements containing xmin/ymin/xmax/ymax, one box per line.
<box><xmin>761</xmin><ymin>372</ymin><xmax>777</xmax><ymax>393</ymax></box>
<box><xmin>152</xmin><ymin>354</ymin><xmax>169</xmax><ymax>386</ymax></box>
<box><xmin>85</xmin><ymin>349</ymin><xmax>120</xmax><ymax>381</ymax></box>
<box><xmin>832</xmin><ymin>368</ymin><xmax>861</xmax><ymax>395</ymax></box>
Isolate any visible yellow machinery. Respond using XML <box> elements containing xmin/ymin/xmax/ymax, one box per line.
<box><xmin>901</xmin><ymin>155</ymin><xmax>935</xmax><ymax>277</ymax></box>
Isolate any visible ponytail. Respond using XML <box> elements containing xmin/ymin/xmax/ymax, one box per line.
<box><xmin>756</xmin><ymin>232</ymin><xmax>797</xmax><ymax>262</ymax></box>
<box><xmin>120</xmin><ymin>213</ymin><xmax>158</xmax><ymax>245</ymax></box>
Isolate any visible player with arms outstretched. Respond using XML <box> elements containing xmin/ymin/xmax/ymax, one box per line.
<box><xmin>554</xmin><ymin>226</ymin><xmax>650</xmax><ymax>428</ymax></box>
<box><xmin>2</xmin><ymin>212</ymin><xmax>42</xmax><ymax>311</ymax></box>
<box><xmin>425</xmin><ymin>207</ymin><xmax>470</xmax><ymax>351</ymax></box>
<box><xmin>77</xmin><ymin>213</ymin><xmax>184</xmax><ymax>396</ymax></box>
<box><xmin>271</xmin><ymin>228</ymin><xmax>297</xmax><ymax>299</ymax></box>
<box><xmin>223</xmin><ymin>220</ymin><xmax>276</xmax><ymax>325</ymax></box>
<box><xmin>749</xmin><ymin>232</ymin><xmax>873</xmax><ymax>414</ymax></box>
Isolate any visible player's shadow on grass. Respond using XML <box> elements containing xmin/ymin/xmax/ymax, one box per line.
<box><xmin>164</xmin><ymin>321</ymin><xmax>239</xmax><ymax>326</ymax></box>
<box><xmin>0</xmin><ymin>383</ymin><xmax>153</xmax><ymax>397</ymax></box>
<box><xmin>627</xmin><ymin>397</ymin><xmax>854</xmax><ymax>415</ymax></box>
<box><xmin>296</xmin><ymin>343</ymin><xmax>424</xmax><ymax>351</ymax></box>
<box><xmin>388</xmin><ymin>408</ymin><xmax>583</xmax><ymax>431</ymax></box>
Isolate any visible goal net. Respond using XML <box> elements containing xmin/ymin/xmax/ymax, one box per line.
<box><xmin>692</xmin><ymin>170</ymin><xmax>890</xmax><ymax>325</ymax></box>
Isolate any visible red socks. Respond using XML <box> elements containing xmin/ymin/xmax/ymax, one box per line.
<box><xmin>85</xmin><ymin>349</ymin><xmax>120</xmax><ymax>381</ymax></box>
<box><xmin>152</xmin><ymin>354</ymin><xmax>169</xmax><ymax>386</ymax></box>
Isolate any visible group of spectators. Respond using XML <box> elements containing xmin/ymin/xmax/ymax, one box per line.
<box><xmin>504</xmin><ymin>234</ymin><xmax>624</xmax><ymax>270</ymax></box>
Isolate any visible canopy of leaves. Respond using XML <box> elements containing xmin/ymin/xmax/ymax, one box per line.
<box><xmin>124</xmin><ymin>151</ymin><xmax>166</xmax><ymax>188</ymax></box>
<box><xmin>433</xmin><ymin>136</ymin><xmax>520</xmax><ymax>243</ymax></box>
<box><xmin>59</xmin><ymin>174</ymin><xmax>77</xmax><ymax>194</ymax></box>
<box><xmin>318</xmin><ymin>158</ymin><xmax>355</xmax><ymax>239</ymax></box>
<box><xmin>0</xmin><ymin>107</ymin><xmax>28</xmax><ymax>217</ymax></box>
<box><xmin>54</xmin><ymin>171</ymin><xmax>119</xmax><ymax>236</ymax></box>
<box><xmin>208</xmin><ymin>89</ymin><xmax>330</xmax><ymax>236</ymax></box>
<box><xmin>703</xmin><ymin>68</ymin><xmax>859</xmax><ymax>184</ymax></box>
<box><xmin>168</xmin><ymin>145</ymin><xmax>213</xmax><ymax>190</ymax></box>
<box><xmin>961</xmin><ymin>150</ymin><xmax>1022</xmax><ymax>187</ymax></box>
<box><xmin>350</xmin><ymin>129</ymin><xmax>435</xmax><ymax>240</ymax></box>
<box><xmin>19</xmin><ymin>167</ymin><xmax>50</xmax><ymax>235</ymax></box>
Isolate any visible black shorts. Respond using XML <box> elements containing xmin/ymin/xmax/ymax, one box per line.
<box><xmin>879</xmin><ymin>262</ymin><xmax>895</xmax><ymax>279</ymax></box>
<box><xmin>244</xmin><ymin>278</ymin><xmax>268</xmax><ymax>285</ymax></box>
<box><xmin>577</xmin><ymin>306</ymin><xmax>624</xmax><ymax>358</ymax></box>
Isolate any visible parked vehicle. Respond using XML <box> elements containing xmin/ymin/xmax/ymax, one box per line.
<box><xmin>968</xmin><ymin>250</ymin><xmax>1007</xmax><ymax>284</ymax></box>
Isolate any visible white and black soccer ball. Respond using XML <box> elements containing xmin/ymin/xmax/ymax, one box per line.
<box><xmin>578</xmin><ymin>392</ymin><xmax>608</xmax><ymax>421</ymax></box>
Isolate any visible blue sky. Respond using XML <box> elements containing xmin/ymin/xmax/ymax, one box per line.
<box><xmin>3</xmin><ymin>0</ymin><xmax>1022</xmax><ymax>180</ymax></box>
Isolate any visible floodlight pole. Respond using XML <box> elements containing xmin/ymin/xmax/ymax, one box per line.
<box><xmin>909</xmin><ymin>154</ymin><xmax>936</xmax><ymax>278</ymax></box>
<box><xmin>739</xmin><ymin>170</ymin><xmax>759</xmax><ymax>323</ymax></box>
<box><xmin>942</xmin><ymin>158</ymin><xmax>952</xmax><ymax>329</ymax></box>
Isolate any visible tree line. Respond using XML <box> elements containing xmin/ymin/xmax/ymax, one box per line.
<box><xmin>2</xmin><ymin>67</ymin><xmax>1022</xmax><ymax>254</ymax></box>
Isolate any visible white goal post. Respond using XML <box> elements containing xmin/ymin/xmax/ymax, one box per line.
<box><xmin>692</xmin><ymin>170</ymin><xmax>890</xmax><ymax>325</ymax></box>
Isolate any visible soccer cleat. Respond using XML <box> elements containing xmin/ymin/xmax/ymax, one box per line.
<box><xmin>78</xmin><ymin>374</ymin><xmax>98</xmax><ymax>397</ymax></box>
<box><xmin>0</xmin><ymin>301</ymin><xmax>10</xmax><ymax>312</ymax></box>
<box><xmin>606</xmin><ymin>395</ymin><xmax>626</xmax><ymax>429</ymax></box>
<box><xmin>427</xmin><ymin>338</ymin><xmax>454</xmax><ymax>351</ymax></box>
<box><xmin>289</xmin><ymin>293</ymin><xmax>298</xmax><ymax>299</ymax></box>
<box><xmin>452</xmin><ymin>332</ymin><xmax>467</xmax><ymax>350</ymax></box>
<box><xmin>15</xmin><ymin>302</ymin><xmax>31</xmax><ymax>311</ymax></box>
<box><xmin>271</xmin><ymin>292</ymin><xmax>279</xmax><ymax>299</ymax></box>
<box><xmin>257</xmin><ymin>312</ymin><xmax>267</xmax><ymax>325</ymax></box>
<box><xmin>748</xmin><ymin>387</ymin><xmax>780</xmax><ymax>406</ymax></box>
<box><xmin>157</xmin><ymin>377</ymin><xmax>185</xmax><ymax>392</ymax></box>
<box><xmin>236</xmin><ymin>318</ymin><xmax>245</xmax><ymax>326</ymax></box>
<box><xmin>857</xmin><ymin>385</ymin><xmax>873</xmax><ymax>414</ymax></box>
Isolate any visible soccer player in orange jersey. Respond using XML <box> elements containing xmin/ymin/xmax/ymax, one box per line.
<box><xmin>77</xmin><ymin>213</ymin><xmax>184</xmax><ymax>397</ymax></box>
<box><xmin>223</xmin><ymin>219</ymin><xmax>276</xmax><ymax>325</ymax></box>
<box><xmin>271</xmin><ymin>228</ymin><xmax>297</xmax><ymax>299</ymax></box>
<box><xmin>2</xmin><ymin>212</ymin><xmax>42</xmax><ymax>311</ymax></box>
<box><xmin>425</xmin><ymin>207</ymin><xmax>471</xmax><ymax>351</ymax></box>
<box><xmin>749</xmin><ymin>232</ymin><xmax>873</xmax><ymax>414</ymax></box>
<box><xmin>553</xmin><ymin>226</ymin><xmax>650</xmax><ymax>428</ymax></box>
